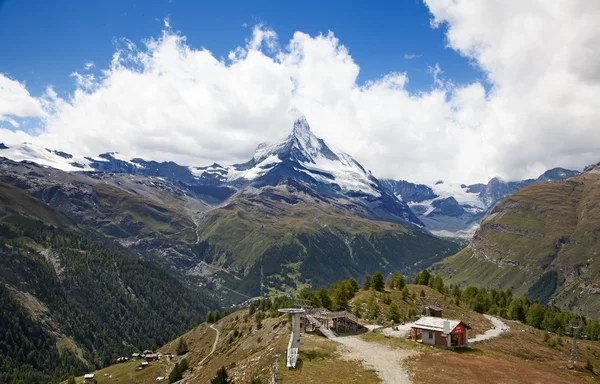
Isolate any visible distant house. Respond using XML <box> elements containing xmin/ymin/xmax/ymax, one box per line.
<box><xmin>84</xmin><ymin>373</ymin><xmax>95</xmax><ymax>382</ymax></box>
<box><xmin>141</xmin><ymin>361</ymin><xmax>149</xmax><ymax>369</ymax></box>
<box><xmin>425</xmin><ymin>305</ymin><xmax>443</xmax><ymax>317</ymax></box>
<box><xmin>411</xmin><ymin>316</ymin><xmax>471</xmax><ymax>348</ymax></box>
<box><xmin>131</xmin><ymin>353</ymin><xmax>141</xmax><ymax>360</ymax></box>
<box><xmin>144</xmin><ymin>353</ymin><xmax>159</xmax><ymax>361</ymax></box>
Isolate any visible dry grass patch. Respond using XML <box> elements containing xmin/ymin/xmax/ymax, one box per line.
<box><xmin>68</xmin><ymin>358</ymin><xmax>171</xmax><ymax>384</ymax></box>
<box><xmin>278</xmin><ymin>334</ymin><xmax>380</xmax><ymax>384</ymax></box>
<box><xmin>408</xmin><ymin>321</ymin><xmax>600</xmax><ymax>384</ymax></box>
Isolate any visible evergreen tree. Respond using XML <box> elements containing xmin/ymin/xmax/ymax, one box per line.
<box><xmin>372</xmin><ymin>271</ymin><xmax>385</xmax><ymax>291</ymax></box>
<box><xmin>367</xmin><ymin>290</ymin><xmax>380</xmax><ymax>321</ymax></box>
<box><xmin>387</xmin><ymin>302</ymin><xmax>401</xmax><ymax>323</ymax></box>
<box><xmin>317</xmin><ymin>286</ymin><xmax>332</xmax><ymax>309</ymax></box>
<box><xmin>451</xmin><ymin>284</ymin><xmax>461</xmax><ymax>299</ymax></box>
<box><xmin>402</xmin><ymin>286</ymin><xmax>409</xmax><ymax>301</ymax></box>
<box><xmin>175</xmin><ymin>337</ymin><xmax>189</xmax><ymax>355</ymax></box>
<box><xmin>179</xmin><ymin>358</ymin><xmax>189</xmax><ymax>372</ymax></box>
<box><xmin>347</xmin><ymin>277</ymin><xmax>359</xmax><ymax>293</ymax></box>
<box><xmin>353</xmin><ymin>298</ymin><xmax>363</xmax><ymax>318</ymax></box>
<box><xmin>433</xmin><ymin>276</ymin><xmax>444</xmax><ymax>292</ymax></box>
<box><xmin>206</xmin><ymin>311</ymin><xmax>215</xmax><ymax>323</ymax></box>
<box><xmin>169</xmin><ymin>363</ymin><xmax>182</xmax><ymax>383</ymax></box>
<box><xmin>67</xmin><ymin>378</ymin><xmax>76</xmax><ymax>384</ymax></box>
<box><xmin>412</xmin><ymin>272</ymin><xmax>421</xmax><ymax>285</ymax></box>
<box><xmin>362</xmin><ymin>274</ymin><xmax>372</xmax><ymax>290</ymax></box>
<box><xmin>392</xmin><ymin>273</ymin><xmax>406</xmax><ymax>290</ymax></box>
<box><xmin>508</xmin><ymin>299</ymin><xmax>525</xmax><ymax>322</ymax></box>
<box><xmin>418</xmin><ymin>269</ymin><xmax>431</xmax><ymax>285</ymax></box>
<box><xmin>331</xmin><ymin>281</ymin><xmax>351</xmax><ymax>311</ymax></box>
<box><xmin>526</xmin><ymin>303</ymin><xmax>545</xmax><ymax>329</ymax></box>
<box><xmin>211</xmin><ymin>366</ymin><xmax>234</xmax><ymax>384</ymax></box>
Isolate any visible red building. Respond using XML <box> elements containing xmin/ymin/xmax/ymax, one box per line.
<box><xmin>411</xmin><ymin>316</ymin><xmax>471</xmax><ymax>348</ymax></box>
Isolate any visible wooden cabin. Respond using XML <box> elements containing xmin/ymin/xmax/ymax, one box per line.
<box><xmin>411</xmin><ymin>316</ymin><xmax>471</xmax><ymax>348</ymax></box>
<box><xmin>425</xmin><ymin>305</ymin><xmax>443</xmax><ymax>317</ymax></box>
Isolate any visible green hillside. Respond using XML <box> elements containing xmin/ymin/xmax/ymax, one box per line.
<box><xmin>0</xmin><ymin>185</ymin><xmax>216</xmax><ymax>384</ymax></box>
<box><xmin>194</xmin><ymin>185</ymin><xmax>462</xmax><ymax>296</ymax></box>
<box><xmin>433</xmin><ymin>166</ymin><xmax>600</xmax><ymax>318</ymax></box>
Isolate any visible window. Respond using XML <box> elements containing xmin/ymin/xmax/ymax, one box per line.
<box><xmin>428</xmin><ymin>331</ymin><xmax>433</xmax><ymax>339</ymax></box>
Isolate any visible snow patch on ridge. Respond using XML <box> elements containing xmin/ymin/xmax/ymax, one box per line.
<box><xmin>429</xmin><ymin>181</ymin><xmax>486</xmax><ymax>208</ymax></box>
<box><xmin>0</xmin><ymin>142</ymin><xmax>93</xmax><ymax>172</ymax></box>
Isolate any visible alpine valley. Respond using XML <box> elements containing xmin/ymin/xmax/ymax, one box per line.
<box><xmin>0</xmin><ymin>116</ymin><xmax>458</xmax><ymax>303</ymax></box>
<box><xmin>1</xmin><ymin>114</ymin><xmax>599</xmax><ymax>383</ymax></box>
<box><xmin>0</xmin><ymin>115</ymin><xmax>582</xmax><ymax>302</ymax></box>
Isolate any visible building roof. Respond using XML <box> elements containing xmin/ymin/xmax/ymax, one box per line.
<box><xmin>84</xmin><ymin>374</ymin><xmax>95</xmax><ymax>378</ymax></box>
<box><xmin>411</xmin><ymin>316</ymin><xmax>471</xmax><ymax>332</ymax></box>
<box><xmin>426</xmin><ymin>305</ymin><xmax>443</xmax><ymax>311</ymax></box>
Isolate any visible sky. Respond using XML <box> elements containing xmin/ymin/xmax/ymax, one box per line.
<box><xmin>1</xmin><ymin>0</ymin><xmax>599</xmax><ymax>184</ymax></box>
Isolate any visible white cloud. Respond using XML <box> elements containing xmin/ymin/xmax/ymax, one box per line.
<box><xmin>83</xmin><ymin>61</ymin><xmax>95</xmax><ymax>70</ymax></box>
<box><xmin>404</xmin><ymin>53</ymin><xmax>422</xmax><ymax>60</ymax></box>
<box><xmin>1</xmin><ymin>1</ymin><xmax>599</xmax><ymax>184</ymax></box>
<box><xmin>0</xmin><ymin>74</ymin><xmax>46</xmax><ymax>126</ymax></box>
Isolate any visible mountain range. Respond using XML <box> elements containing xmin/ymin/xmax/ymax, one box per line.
<box><xmin>0</xmin><ymin>114</ymin><xmax>589</xmax><ymax>302</ymax></box>
<box><xmin>381</xmin><ymin>167</ymin><xmax>580</xmax><ymax>238</ymax></box>
<box><xmin>0</xmin><ymin>115</ymin><xmax>459</xmax><ymax>301</ymax></box>
<box><xmin>433</xmin><ymin>163</ymin><xmax>600</xmax><ymax>318</ymax></box>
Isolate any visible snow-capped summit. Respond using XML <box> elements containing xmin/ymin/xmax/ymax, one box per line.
<box><xmin>0</xmin><ymin>116</ymin><xmax>424</xmax><ymax>227</ymax></box>
<box><xmin>229</xmin><ymin>114</ymin><xmax>380</xmax><ymax>198</ymax></box>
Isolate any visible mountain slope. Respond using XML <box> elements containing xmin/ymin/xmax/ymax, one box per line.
<box><xmin>432</xmin><ymin>166</ymin><xmax>600</xmax><ymax>318</ymax></box>
<box><xmin>0</xmin><ymin>183</ymin><xmax>216</xmax><ymax>383</ymax></box>
<box><xmin>193</xmin><ymin>179</ymin><xmax>460</xmax><ymax>295</ymax></box>
<box><xmin>382</xmin><ymin>167</ymin><xmax>580</xmax><ymax>238</ymax></box>
<box><xmin>0</xmin><ymin>116</ymin><xmax>460</xmax><ymax>300</ymax></box>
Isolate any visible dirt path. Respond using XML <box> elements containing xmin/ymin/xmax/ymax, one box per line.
<box><xmin>334</xmin><ymin>336</ymin><xmax>416</xmax><ymax>384</ymax></box>
<box><xmin>199</xmin><ymin>324</ymin><xmax>220</xmax><ymax>365</ymax></box>
<box><xmin>469</xmin><ymin>315</ymin><xmax>509</xmax><ymax>343</ymax></box>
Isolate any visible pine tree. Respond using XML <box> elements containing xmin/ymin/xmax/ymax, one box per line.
<box><xmin>393</xmin><ymin>273</ymin><xmax>406</xmax><ymax>290</ymax></box>
<box><xmin>387</xmin><ymin>302</ymin><xmax>401</xmax><ymax>323</ymax></box>
<box><xmin>362</xmin><ymin>274</ymin><xmax>372</xmax><ymax>290</ymax></box>
<box><xmin>367</xmin><ymin>290</ymin><xmax>380</xmax><ymax>321</ymax></box>
<box><xmin>317</xmin><ymin>286</ymin><xmax>332</xmax><ymax>309</ymax></box>
<box><xmin>372</xmin><ymin>271</ymin><xmax>385</xmax><ymax>291</ymax></box>
<box><xmin>206</xmin><ymin>311</ymin><xmax>215</xmax><ymax>323</ymax></box>
<box><xmin>419</xmin><ymin>269</ymin><xmax>431</xmax><ymax>286</ymax></box>
<box><xmin>353</xmin><ymin>298</ymin><xmax>363</xmax><ymax>318</ymax></box>
<box><xmin>211</xmin><ymin>366</ymin><xmax>233</xmax><ymax>384</ymax></box>
<box><xmin>169</xmin><ymin>363</ymin><xmax>182</xmax><ymax>383</ymax></box>
<box><xmin>402</xmin><ymin>286</ymin><xmax>409</xmax><ymax>301</ymax></box>
<box><xmin>175</xmin><ymin>337</ymin><xmax>189</xmax><ymax>355</ymax></box>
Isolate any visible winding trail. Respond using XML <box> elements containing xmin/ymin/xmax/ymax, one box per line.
<box><xmin>469</xmin><ymin>315</ymin><xmax>510</xmax><ymax>343</ymax></box>
<box><xmin>199</xmin><ymin>324</ymin><xmax>220</xmax><ymax>365</ymax></box>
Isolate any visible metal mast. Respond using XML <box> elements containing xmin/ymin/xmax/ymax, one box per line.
<box><xmin>570</xmin><ymin>322</ymin><xmax>580</xmax><ymax>362</ymax></box>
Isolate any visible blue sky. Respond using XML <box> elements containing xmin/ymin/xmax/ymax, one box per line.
<box><xmin>1</xmin><ymin>1</ymin><xmax>598</xmax><ymax>184</ymax></box>
<box><xmin>0</xmin><ymin>0</ymin><xmax>482</xmax><ymax>97</ymax></box>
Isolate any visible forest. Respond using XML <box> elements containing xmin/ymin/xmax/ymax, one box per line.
<box><xmin>0</xmin><ymin>219</ymin><xmax>215</xmax><ymax>384</ymax></box>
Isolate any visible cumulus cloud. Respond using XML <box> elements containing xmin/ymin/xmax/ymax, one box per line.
<box><xmin>0</xmin><ymin>74</ymin><xmax>46</xmax><ymax>126</ymax></box>
<box><xmin>1</xmin><ymin>1</ymin><xmax>600</xmax><ymax>184</ymax></box>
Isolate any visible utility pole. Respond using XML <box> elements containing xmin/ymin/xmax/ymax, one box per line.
<box><xmin>570</xmin><ymin>322</ymin><xmax>580</xmax><ymax>362</ymax></box>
